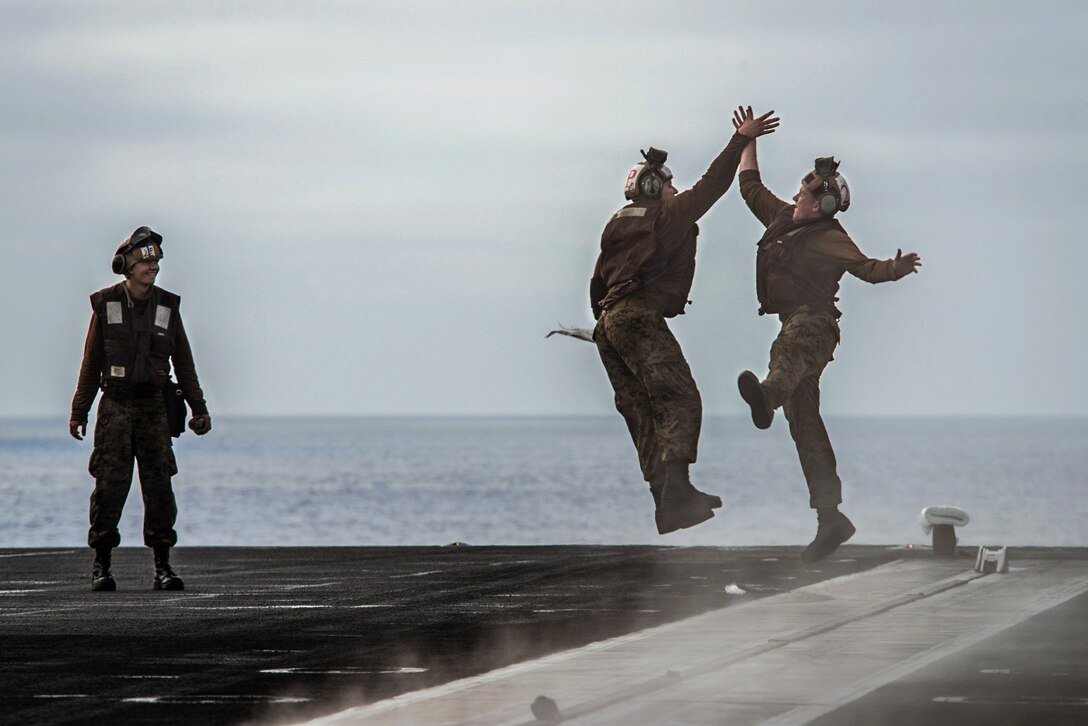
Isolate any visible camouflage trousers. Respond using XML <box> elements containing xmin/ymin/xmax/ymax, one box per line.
<box><xmin>762</xmin><ymin>307</ymin><xmax>842</xmax><ymax>509</ymax></box>
<box><xmin>87</xmin><ymin>394</ymin><xmax>179</xmax><ymax>549</ymax></box>
<box><xmin>594</xmin><ymin>304</ymin><xmax>701</xmax><ymax>483</ymax></box>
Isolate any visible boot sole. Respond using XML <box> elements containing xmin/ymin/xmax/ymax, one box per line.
<box><xmin>91</xmin><ymin>578</ymin><xmax>116</xmax><ymax>592</ymax></box>
<box><xmin>701</xmin><ymin>493</ymin><xmax>723</xmax><ymax>509</ymax></box>
<box><xmin>656</xmin><ymin>505</ymin><xmax>715</xmax><ymax>535</ymax></box>
<box><xmin>800</xmin><ymin>519</ymin><xmax>857</xmax><ymax>563</ymax></box>
<box><xmin>738</xmin><ymin>371</ymin><xmax>773</xmax><ymax>430</ymax></box>
<box><xmin>153</xmin><ymin>580</ymin><xmax>185</xmax><ymax>591</ymax></box>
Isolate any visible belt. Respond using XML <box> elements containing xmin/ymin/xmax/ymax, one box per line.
<box><xmin>605</xmin><ymin>297</ymin><xmax>634</xmax><ymax>313</ymax></box>
<box><xmin>603</xmin><ymin>296</ymin><xmax>658</xmax><ymax>314</ymax></box>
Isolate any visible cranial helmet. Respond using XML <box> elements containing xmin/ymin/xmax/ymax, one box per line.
<box><xmin>624</xmin><ymin>147</ymin><xmax>673</xmax><ymax>200</ymax></box>
<box><xmin>802</xmin><ymin>157</ymin><xmax>851</xmax><ymax>216</ymax></box>
<box><xmin>112</xmin><ymin>226</ymin><xmax>164</xmax><ymax>275</ymax></box>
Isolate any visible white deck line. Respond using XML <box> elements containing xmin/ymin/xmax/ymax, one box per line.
<box><xmin>302</xmin><ymin>559</ymin><xmax>1088</xmax><ymax>726</ymax></box>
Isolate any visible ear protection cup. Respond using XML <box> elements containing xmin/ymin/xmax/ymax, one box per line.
<box><xmin>639</xmin><ymin>171</ymin><xmax>664</xmax><ymax>199</ymax></box>
<box><xmin>817</xmin><ymin>187</ymin><xmax>839</xmax><ymax>216</ymax></box>
<box><xmin>804</xmin><ymin>157</ymin><xmax>847</xmax><ymax>217</ymax></box>
<box><xmin>112</xmin><ymin>253</ymin><xmax>127</xmax><ymax>275</ymax></box>
<box><xmin>624</xmin><ymin>147</ymin><xmax>672</xmax><ymax>200</ymax></box>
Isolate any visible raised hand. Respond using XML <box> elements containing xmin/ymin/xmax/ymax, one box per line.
<box><xmin>894</xmin><ymin>248</ymin><xmax>922</xmax><ymax>277</ymax></box>
<box><xmin>733</xmin><ymin>105</ymin><xmax>780</xmax><ymax>139</ymax></box>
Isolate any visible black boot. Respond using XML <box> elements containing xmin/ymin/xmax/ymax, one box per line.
<box><xmin>91</xmin><ymin>548</ymin><xmax>116</xmax><ymax>592</ymax></box>
<box><xmin>737</xmin><ymin>371</ymin><xmax>773</xmax><ymax>430</ymax></box>
<box><xmin>801</xmin><ymin>508</ymin><xmax>856</xmax><ymax>563</ymax></box>
<box><xmin>152</xmin><ymin>546</ymin><xmax>185</xmax><ymax>591</ymax></box>
<box><xmin>655</xmin><ymin>461</ymin><xmax>720</xmax><ymax>535</ymax></box>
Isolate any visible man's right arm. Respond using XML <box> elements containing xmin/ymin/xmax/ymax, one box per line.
<box><xmin>731</xmin><ymin>106</ymin><xmax>791</xmax><ymax>228</ymax></box>
<box><xmin>739</xmin><ymin>168</ymin><xmax>790</xmax><ymax>228</ymax></box>
<box><xmin>70</xmin><ymin>313</ymin><xmax>103</xmax><ymax>440</ymax></box>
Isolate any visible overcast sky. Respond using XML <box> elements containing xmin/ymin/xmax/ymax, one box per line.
<box><xmin>2</xmin><ymin>1</ymin><xmax>1086</xmax><ymax>417</ymax></box>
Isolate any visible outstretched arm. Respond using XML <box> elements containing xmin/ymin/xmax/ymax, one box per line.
<box><xmin>732</xmin><ymin>106</ymin><xmax>788</xmax><ymax>226</ymax></box>
<box><xmin>814</xmin><ymin>236</ymin><xmax>922</xmax><ymax>284</ymax></box>
<box><xmin>733</xmin><ymin>106</ymin><xmax>763</xmax><ymax>173</ymax></box>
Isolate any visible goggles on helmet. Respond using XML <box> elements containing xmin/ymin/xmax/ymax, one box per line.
<box><xmin>126</xmin><ymin>243</ymin><xmax>163</xmax><ymax>266</ymax></box>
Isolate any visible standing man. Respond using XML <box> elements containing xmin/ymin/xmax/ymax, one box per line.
<box><xmin>591</xmin><ymin>106</ymin><xmax>779</xmax><ymax>535</ymax></box>
<box><xmin>731</xmin><ymin>106</ymin><xmax>921</xmax><ymax>562</ymax></box>
<box><xmin>70</xmin><ymin>226</ymin><xmax>212</xmax><ymax>591</ymax></box>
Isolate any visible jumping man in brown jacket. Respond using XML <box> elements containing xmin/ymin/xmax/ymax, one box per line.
<box><xmin>591</xmin><ymin>105</ymin><xmax>779</xmax><ymax>535</ymax></box>
<box><xmin>731</xmin><ymin>106</ymin><xmax>921</xmax><ymax>562</ymax></box>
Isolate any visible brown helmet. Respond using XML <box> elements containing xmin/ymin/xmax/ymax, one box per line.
<box><xmin>802</xmin><ymin>157</ymin><xmax>851</xmax><ymax>216</ymax></box>
<box><xmin>112</xmin><ymin>226</ymin><xmax>163</xmax><ymax>275</ymax></box>
<box><xmin>624</xmin><ymin>147</ymin><xmax>673</xmax><ymax>200</ymax></box>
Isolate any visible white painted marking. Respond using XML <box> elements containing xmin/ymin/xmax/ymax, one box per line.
<box><xmin>2</xmin><ymin>607</ymin><xmax>80</xmax><ymax>617</ymax></box>
<box><xmin>532</xmin><ymin>608</ymin><xmax>660</xmax><ymax>614</ymax></box>
<box><xmin>183</xmin><ymin>605</ymin><xmax>332</xmax><ymax>610</ymax></box>
<box><xmin>0</xmin><ymin>550</ymin><xmax>80</xmax><ymax>559</ymax></box>
<box><xmin>980</xmin><ymin>668</ymin><xmax>1013</xmax><ymax>674</ymax></box>
<box><xmin>253</xmin><ymin>649</ymin><xmax>307</xmax><ymax>653</ymax></box>
<box><xmin>933</xmin><ymin>696</ymin><xmax>1088</xmax><ymax>706</ymax></box>
<box><xmin>262</xmin><ymin>667</ymin><xmax>427</xmax><ymax>675</ymax></box>
<box><xmin>0</xmin><ymin>589</ymin><xmax>44</xmax><ymax>594</ymax></box>
<box><xmin>125</xmin><ymin>695</ymin><xmax>311</xmax><ymax>705</ymax></box>
<box><xmin>113</xmin><ymin>675</ymin><xmax>181</xmax><ymax>679</ymax></box>
<box><xmin>389</xmin><ymin>570</ymin><xmax>444</xmax><ymax>579</ymax></box>
<box><xmin>34</xmin><ymin>695</ymin><xmax>90</xmax><ymax>699</ymax></box>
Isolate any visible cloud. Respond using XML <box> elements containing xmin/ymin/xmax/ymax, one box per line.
<box><xmin>1</xmin><ymin>1</ymin><xmax>1086</xmax><ymax>415</ymax></box>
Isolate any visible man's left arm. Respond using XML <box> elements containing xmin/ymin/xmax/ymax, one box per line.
<box><xmin>814</xmin><ymin>233</ymin><xmax>922</xmax><ymax>283</ymax></box>
<box><xmin>657</xmin><ymin>132</ymin><xmax>751</xmax><ymax>245</ymax></box>
<box><xmin>658</xmin><ymin>106</ymin><xmax>780</xmax><ymax>242</ymax></box>
<box><xmin>171</xmin><ymin>314</ymin><xmax>211</xmax><ymax>435</ymax></box>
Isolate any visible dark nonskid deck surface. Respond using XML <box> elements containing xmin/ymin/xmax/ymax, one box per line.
<box><xmin>1</xmin><ymin>546</ymin><xmax>1085</xmax><ymax>725</ymax></box>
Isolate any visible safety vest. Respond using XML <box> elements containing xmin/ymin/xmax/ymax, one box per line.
<box><xmin>755</xmin><ymin>215</ymin><xmax>843</xmax><ymax>317</ymax></box>
<box><xmin>90</xmin><ymin>283</ymin><xmax>179</xmax><ymax>397</ymax></box>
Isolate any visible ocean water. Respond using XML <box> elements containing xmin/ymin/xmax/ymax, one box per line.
<box><xmin>1</xmin><ymin>416</ymin><xmax>1085</xmax><ymax>549</ymax></box>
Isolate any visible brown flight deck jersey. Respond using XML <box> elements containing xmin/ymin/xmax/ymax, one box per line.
<box><xmin>71</xmin><ymin>282</ymin><xmax>208</xmax><ymax>424</ymax></box>
<box><xmin>739</xmin><ymin>169</ymin><xmax>901</xmax><ymax>318</ymax></box>
<box><xmin>591</xmin><ymin>132</ymin><xmax>752</xmax><ymax>319</ymax></box>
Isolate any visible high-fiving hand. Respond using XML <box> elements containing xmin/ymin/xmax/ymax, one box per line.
<box><xmin>732</xmin><ymin>106</ymin><xmax>780</xmax><ymax>139</ymax></box>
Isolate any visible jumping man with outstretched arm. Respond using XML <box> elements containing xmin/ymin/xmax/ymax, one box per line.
<box><xmin>731</xmin><ymin>106</ymin><xmax>920</xmax><ymax>562</ymax></box>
